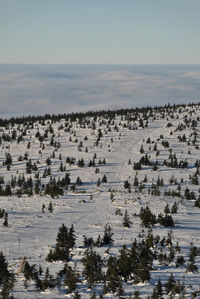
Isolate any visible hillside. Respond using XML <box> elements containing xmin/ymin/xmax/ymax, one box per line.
<box><xmin>0</xmin><ymin>103</ymin><xmax>200</xmax><ymax>298</ymax></box>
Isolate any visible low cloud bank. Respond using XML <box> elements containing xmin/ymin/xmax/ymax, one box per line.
<box><xmin>0</xmin><ymin>64</ymin><xmax>199</xmax><ymax>117</ymax></box>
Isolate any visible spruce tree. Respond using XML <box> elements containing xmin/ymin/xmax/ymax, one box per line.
<box><xmin>154</xmin><ymin>278</ymin><xmax>163</xmax><ymax>297</ymax></box>
<box><xmin>48</xmin><ymin>202</ymin><xmax>53</xmax><ymax>213</ymax></box>
<box><xmin>106</xmin><ymin>256</ymin><xmax>121</xmax><ymax>294</ymax></box>
<box><xmin>102</xmin><ymin>174</ymin><xmax>107</xmax><ymax>183</ymax></box>
<box><xmin>82</xmin><ymin>249</ymin><xmax>103</xmax><ymax>287</ymax></box>
<box><xmin>64</xmin><ymin>264</ymin><xmax>79</xmax><ymax>293</ymax></box>
<box><xmin>0</xmin><ymin>252</ymin><xmax>15</xmax><ymax>297</ymax></box>
<box><xmin>165</xmin><ymin>273</ymin><xmax>176</xmax><ymax>294</ymax></box>
<box><xmin>123</xmin><ymin>210</ymin><xmax>131</xmax><ymax>228</ymax></box>
<box><xmin>103</xmin><ymin>224</ymin><xmax>114</xmax><ymax>245</ymax></box>
<box><xmin>47</xmin><ymin>224</ymin><xmax>76</xmax><ymax>261</ymax></box>
<box><xmin>3</xmin><ymin>213</ymin><xmax>8</xmax><ymax>227</ymax></box>
<box><xmin>42</xmin><ymin>204</ymin><xmax>45</xmax><ymax>213</ymax></box>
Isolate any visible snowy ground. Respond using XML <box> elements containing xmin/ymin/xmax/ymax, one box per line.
<box><xmin>0</xmin><ymin>105</ymin><xmax>200</xmax><ymax>298</ymax></box>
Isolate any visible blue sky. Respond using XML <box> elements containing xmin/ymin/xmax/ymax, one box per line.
<box><xmin>1</xmin><ymin>0</ymin><xmax>200</xmax><ymax>64</ymax></box>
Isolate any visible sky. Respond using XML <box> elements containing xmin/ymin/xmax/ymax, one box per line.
<box><xmin>0</xmin><ymin>0</ymin><xmax>200</xmax><ymax>64</ymax></box>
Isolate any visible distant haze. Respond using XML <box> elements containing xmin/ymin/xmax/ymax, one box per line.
<box><xmin>0</xmin><ymin>64</ymin><xmax>200</xmax><ymax>117</ymax></box>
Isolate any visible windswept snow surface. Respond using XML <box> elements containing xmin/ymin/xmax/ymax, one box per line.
<box><xmin>0</xmin><ymin>104</ymin><xmax>200</xmax><ymax>298</ymax></box>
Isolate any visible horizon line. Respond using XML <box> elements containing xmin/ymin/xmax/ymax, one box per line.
<box><xmin>1</xmin><ymin>63</ymin><xmax>200</xmax><ymax>66</ymax></box>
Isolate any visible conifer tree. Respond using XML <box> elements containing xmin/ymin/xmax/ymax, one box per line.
<box><xmin>82</xmin><ymin>249</ymin><xmax>103</xmax><ymax>287</ymax></box>
<box><xmin>102</xmin><ymin>174</ymin><xmax>107</xmax><ymax>183</ymax></box>
<box><xmin>42</xmin><ymin>204</ymin><xmax>45</xmax><ymax>213</ymax></box>
<box><xmin>0</xmin><ymin>252</ymin><xmax>15</xmax><ymax>297</ymax></box>
<box><xmin>46</xmin><ymin>224</ymin><xmax>76</xmax><ymax>262</ymax></box>
<box><xmin>118</xmin><ymin>245</ymin><xmax>131</xmax><ymax>281</ymax></box>
<box><xmin>133</xmin><ymin>175</ymin><xmax>139</xmax><ymax>187</ymax></box>
<box><xmin>123</xmin><ymin>210</ymin><xmax>131</xmax><ymax>228</ymax></box>
<box><xmin>171</xmin><ymin>202</ymin><xmax>178</xmax><ymax>213</ymax></box>
<box><xmin>164</xmin><ymin>203</ymin><xmax>170</xmax><ymax>214</ymax></box>
<box><xmin>64</xmin><ymin>264</ymin><xmax>79</xmax><ymax>293</ymax></box>
<box><xmin>103</xmin><ymin>224</ymin><xmax>114</xmax><ymax>245</ymax></box>
<box><xmin>154</xmin><ymin>278</ymin><xmax>163</xmax><ymax>297</ymax></box>
<box><xmin>165</xmin><ymin>273</ymin><xmax>176</xmax><ymax>294</ymax></box>
<box><xmin>106</xmin><ymin>256</ymin><xmax>121</xmax><ymax>294</ymax></box>
<box><xmin>3</xmin><ymin>213</ymin><xmax>8</xmax><ymax>227</ymax></box>
<box><xmin>97</xmin><ymin>178</ymin><xmax>101</xmax><ymax>187</ymax></box>
<box><xmin>124</xmin><ymin>180</ymin><xmax>130</xmax><ymax>189</ymax></box>
<box><xmin>48</xmin><ymin>202</ymin><xmax>53</xmax><ymax>213</ymax></box>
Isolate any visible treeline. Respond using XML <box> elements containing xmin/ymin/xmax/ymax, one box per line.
<box><xmin>0</xmin><ymin>101</ymin><xmax>199</xmax><ymax>128</ymax></box>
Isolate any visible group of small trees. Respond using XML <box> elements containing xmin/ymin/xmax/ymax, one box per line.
<box><xmin>0</xmin><ymin>170</ymin><xmax>71</xmax><ymax>198</ymax></box>
<box><xmin>186</xmin><ymin>243</ymin><xmax>200</xmax><ymax>273</ymax></box>
<box><xmin>81</xmin><ymin>240</ymin><xmax>153</xmax><ymax>295</ymax></box>
<box><xmin>46</xmin><ymin>224</ymin><xmax>76</xmax><ymax>262</ymax></box>
<box><xmin>22</xmin><ymin>261</ymin><xmax>56</xmax><ymax>292</ymax></box>
<box><xmin>18</xmin><ymin>226</ymin><xmax>200</xmax><ymax>297</ymax></box>
<box><xmin>140</xmin><ymin>206</ymin><xmax>174</xmax><ymax>227</ymax></box>
<box><xmin>83</xmin><ymin>224</ymin><xmax>114</xmax><ymax>247</ymax></box>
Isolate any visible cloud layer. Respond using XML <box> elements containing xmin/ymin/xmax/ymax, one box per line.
<box><xmin>0</xmin><ymin>64</ymin><xmax>200</xmax><ymax>117</ymax></box>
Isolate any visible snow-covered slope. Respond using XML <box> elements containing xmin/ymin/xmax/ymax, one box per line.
<box><xmin>0</xmin><ymin>104</ymin><xmax>200</xmax><ymax>298</ymax></box>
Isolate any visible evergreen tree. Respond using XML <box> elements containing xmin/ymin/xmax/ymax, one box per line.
<box><xmin>64</xmin><ymin>264</ymin><xmax>79</xmax><ymax>293</ymax></box>
<box><xmin>165</xmin><ymin>273</ymin><xmax>176</xmax><ymax>294</ymax></box>
<box><xmin>42</xmin><ymin>203</ymin><xmax>45</xmax><ymax>213</ymax></box>
<box><xmin>3</xmin><ymin>213</ymin><xmax>8</xmax><ymax>227</ymax></box>
<box><xmin>76</xmin><ymin>176</ymin><xmax>82</xmax><ymax>186</ymax></box>
<box><xmin>186</xmin><ymin>257</ymin><xmax>198</xmax><ymax>273</ymax></box>
<box><xmin>97</xmin><ymin>178</ymin><xmax>101</xmax><ymax>187</ymax></box>
<box><xmin>139</xmin><ymin>206</ymin><xmax>157</xmax><ymax>227</ymax></box>
<box><xmin>154</xmin><ymin>278</ymin><xmax>163</xmax><ymax>297</ymax></box>
<box><xmin>103</xmin><ymin>224</ymin><xmax>114</xmax><ymax>245</ymax></box>
<box><xmin>122</xmin><ymin>210</ymin><xmax>131</xmax><ymax>228</ymax></box>
<box><xmin>124</xmin><ymin>180</ymin><xmax>130</xmax><ymax>189</ymax></box>
<box><xmin>134</xmin><ymin>257</ymin><xmax>151</xmax><ymax>283</ymax></box>
<box><xmin>164</xmin><ymin>204</ymin><xmax>170</xmax><ymax>214</ymax></box>
<box><xmin>4</xmin><ymin>185</ymin><xmax>12</xmax><ymax>196</ymax></box>
<box><xmin>118</xmin><ymin>245</ymin><xmax>131</xmax><ymax>281</ymax></box>
<box><xmin>106</xmin><ymin>256</ymin><xmax>121</xmax><ymax>294</ymax></box>
<box><xmin>133</xmin><ymin>175</ymin><xmax>139</xmax><ymax>187</ymax></box>
<box><xmin>0</xmin><ymin>252</ymin><xmax>15</xmax><ymax>298</ymax></box>
<box><xmin>56</xmin><ymin>224</ymin><xmax>76</xmax><ymax>250</ymax></box>
<box><xmin>0</xmin><ymin>252</ymin><xmax>9</xmax><ymax>284</ymax></box>
<box><xmin>171</xmin><ymin>202</ymin><xmax>178</xmax><ymax>213</ymax></box>
<box><xmin>176</xmin><ymin>255</ymin><xmax>185</xmax><ymax>268</ymax></box>
<box><xmin>46</xmin><ymin>157</ymin><xmax>52</xmax><ymax>165</ymax></box>
<box><xmin>78</xmin><ymin>158</ymin><xmax>85</xmax><ymax>168</ymax></box>
<box><xmin>102</xmin><ymin>174</ymin><xmax>107</xmax><ymax>183</ymax></box>
<box><xmin>46</xmin><ymin>224</ymin><xmax>76</xmax><ymax>262</ymax></box>
<box><xmin>140</xmin><ymin>145</ymin><xmax>144</xmax><ymax>153</ymax></box>
<box><xmin>48</xmin><ymin>201</ymin><xmax>53</xmax><ymax>213</ymax></box>
<box><xmin>82</xmin><ymin>249</ymin><xmax>103</xmax><ymax>287</ymax></box>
